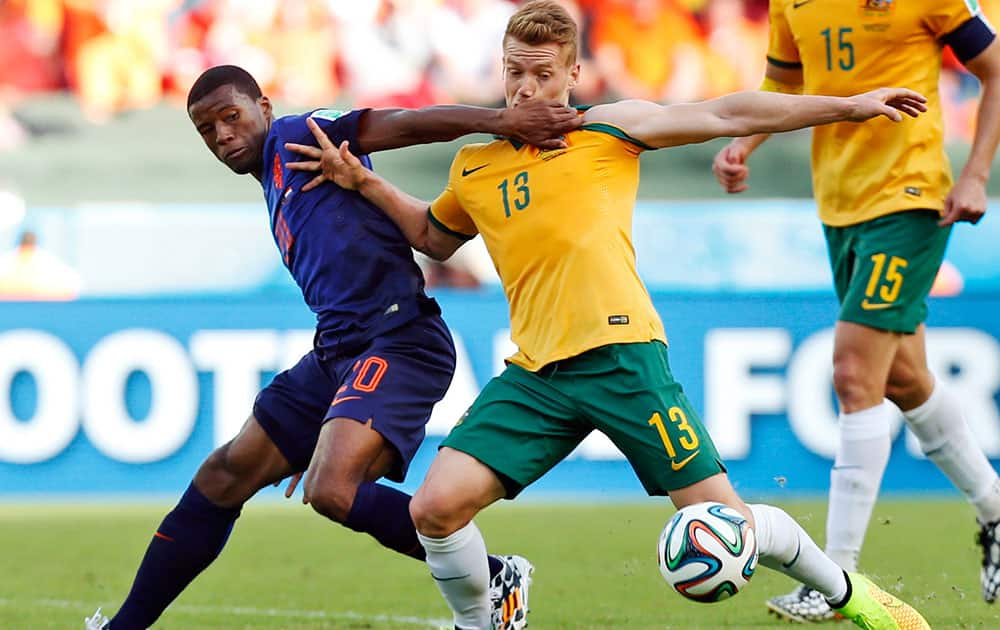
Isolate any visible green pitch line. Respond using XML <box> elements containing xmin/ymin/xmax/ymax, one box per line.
<box><xmin>1</xmin><ymin>500</ymin><xmax>997</xmax><ymax>628</ymax></box>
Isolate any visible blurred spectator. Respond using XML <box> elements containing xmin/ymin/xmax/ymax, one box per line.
<box><xmin>590</xmin><ymin>0</ymin><xmax>708</xmax><ymax>102</ymax></box>
<box><xmin>0</xmin><ymin>230</ymin><xmax>82</xmax><ymax>300</ymax></box>
<box><xmin>422</xmin><ymin>259</ymin><xmax>483</xmax><ymax>289</ymax></box>
<box><xmin>428</xmin><ymin>0</ymin><xmax>516</xmax><ymax>105</ymax></box>
<box><xmin>266</xmin><ymin>0</ymin><xmax>339</xmax><ymax>105</ymax></box>
<box><xmin>0</xmin><ymin>0</ymin><xmax>64</xmax><ymax>93</ymax></box>
<box><xmin>330</xmin><ymin>0</ymin><xmax>438</xmax><ymax>108</ymax></box>
<box><xmin>64</xmin><ymin>0</ymin><xmax>179</xmax><ymax>123</ymax></box>
<box><xmin>415</xmin><ymin>237</ymin><xmax>497</xmax><ymax>289</ymax></box>
<box><xmin>701</xmin><ymin>0</ymin><xmax>767</xmax><ymax>98</ymax></box>
<box><xmin>0</xmin><ymin>0</ymin><xmax>64</xmax><ymax>149</ymax></box>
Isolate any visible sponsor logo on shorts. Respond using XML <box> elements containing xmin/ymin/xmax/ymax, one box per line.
<box><xmin>330</xmin><ymin>395</ymin><xmax>362</xmax><ymax>407</ymax></box>
<box><xmin>608</xmin><ymin>315</ymin><xmax>630</xmax><ymax>325</ymax></box>
<box><xmin>670</xmin><ymin>450</ymin><xmax>701</xmax><ymax>471</ymax></box>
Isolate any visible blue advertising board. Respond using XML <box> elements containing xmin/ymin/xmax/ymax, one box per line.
<box><xmin>1</xmin><ymin>292</ymin><xmax>998</xmax><ymax>499</ymax></box>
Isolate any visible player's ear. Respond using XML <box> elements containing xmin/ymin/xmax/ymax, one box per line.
<box><xmin>258</xmin><ymin>95</ymin><xmax>272</xmax><ymax>120</ymax></box>
<box><xmin>568</xmin><ymin>62</ymin><xmax>581</xmax><ymax>90</ymax></box>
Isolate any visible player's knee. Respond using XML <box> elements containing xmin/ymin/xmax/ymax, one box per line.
<box><xmin>306</xmin><ymin>480</ymin><xmax>355</xmax><ymax>524</ymax></box>
<box><xmin>194</xmin><ymin>444</ymin><xmax>246</xmax><ymax>505</ymax></box>
<box><xmin>410</xmin><ymin>485</ymin><xmax>463</xmax><ymax>537</ymax></box>
<box><xmin>832</xmin><ymin>358</ymin><xmax>878</xmax><ymax>408</ymax></box>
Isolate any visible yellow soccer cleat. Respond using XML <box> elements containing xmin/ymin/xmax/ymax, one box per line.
<box><xmin>832</xmin><ymin>573</ymin><xmax>930</xmax><ymax>630</ymax></box>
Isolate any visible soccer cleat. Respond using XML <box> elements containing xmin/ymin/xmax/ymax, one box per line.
<box><xmin>832</xmin><ymin>573</ymin><xmax>930</xmax><ymax>630</ymax></box>
<box><xmin>84</xmin><ymin>608</ymin><xmax>110</xmax><ymax>630</ymax></box>
<box><xmin>766</xmin><ymin>584</ymin><xmax>840</xmax><ymax>623</ymax></box>
<box><xmin>489</xmin><ymin>555</ymin><xmax>533</xmax><ymax>630</ymax></box>
<box><xmin>977</xmin><ymin>519</ymin><xmax>1000</xmax><ymax>603</ymax></box>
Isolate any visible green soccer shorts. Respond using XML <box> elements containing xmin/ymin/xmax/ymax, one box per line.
<box><xmin>824</xmin><ymin>209</ymin><xmax>951</xmax><ymax>334</ymax></box>
<box><xmin>440</xmin><ymin>341</ymin><xmax>725</xmax><ymax>498</ymax></box>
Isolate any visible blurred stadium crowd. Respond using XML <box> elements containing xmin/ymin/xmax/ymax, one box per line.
<box><xmin>0</xmin><ymin>0</ymin><xmax>993</xmax><ymax>146</ymax></box>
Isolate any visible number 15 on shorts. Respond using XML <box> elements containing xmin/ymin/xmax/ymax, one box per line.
<box><xmin>649</xmin><ymin>408</ymin><xmax>701</xmax><ymax>471</ymax></box>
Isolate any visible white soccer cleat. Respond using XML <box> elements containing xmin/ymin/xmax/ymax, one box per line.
<box><xmin>978</xmin><ymin>519</ymin><xmax>1000</xmax><ymax>603</ymax></box>
<box><xmin>489</xmin><ymin>555</ymin><xmax>533</xmax><ymax>630</ymax></box>
<box><xmin>766</xmin><ymin>584</ymin><xmax>841</xmax><ymax>623</ymax></box>
<box><xmin>84</xmin><ymin>607</ymin><xmax>110</xmax><ymax>630</ymax></box>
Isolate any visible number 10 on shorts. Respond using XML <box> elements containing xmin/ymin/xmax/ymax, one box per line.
<box><xmin>648</xmin><ymin>407</ymin><xmax>700</xmax><ymax>458</ymax></box>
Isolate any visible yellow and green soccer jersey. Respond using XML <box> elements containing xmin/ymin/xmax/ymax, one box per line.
<box><xmin>768</xmin><ymin>0</ymin><xmax>991</xmax><ymax>226</ymax></box>
<box><xmin>429</xmin><ymin>127</ymin><xmax>667</xmax><ymax>372</ymax></box>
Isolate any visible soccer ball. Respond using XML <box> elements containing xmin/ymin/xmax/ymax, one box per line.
<box><xmin>657</xmin><ymin>501</ymin><xmax>758</xmax><ymax>603</ymax></box>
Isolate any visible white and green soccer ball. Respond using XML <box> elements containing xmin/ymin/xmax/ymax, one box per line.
<box><xmin>657</xmin><ymin>502</ymin><xmax>758</xmax><ymax>603</ymax></box>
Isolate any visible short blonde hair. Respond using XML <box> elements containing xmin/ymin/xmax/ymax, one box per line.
<box><xmin>503</xmin><ymin>0</ymin><xmax>578</xmax><ymax>65</ymax></box>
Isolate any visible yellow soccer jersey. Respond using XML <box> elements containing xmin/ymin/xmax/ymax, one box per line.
<box><xmin>429</xmin><ymin>126</ymin><xmax>667</xmax><ymax>372</ymax></box>
<box><xmin>768</xmin><ymin>0</ymin><xmax>989</xmax><ymax>226</ymax></box>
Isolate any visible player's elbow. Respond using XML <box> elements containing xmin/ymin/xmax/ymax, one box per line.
<box><xmin>421</xmin><ymin>244</ymin><xmax>454</xmax><ymax>262</ymax></box>
<box><xmin>413</xmin><ymin>233</ymin><xmax>450</xmax><ymax>262</ymax></box>
<box><xmin>974</xmin><ymin>60</ymin><xmax>1000</xmax><ymax>85</ymax></box>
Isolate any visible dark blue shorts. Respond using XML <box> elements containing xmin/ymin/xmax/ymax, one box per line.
<box><xmin>253</xmin><ymin>314</ymin><xmax>455</xmax><ymax>482</ymax></box>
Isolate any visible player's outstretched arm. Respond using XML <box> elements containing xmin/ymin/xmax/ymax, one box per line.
<box><xmin>585</xmin><ymin>88</ymin><xmax>927</xmax><ymax>150</ymax></box>
<box><xmin>354</xmin><ymin>99</ymin><xmax>581</xmax><ymax>153</ymax></box>
<box><xmin>289</xmin><ymin>121</ymin><xmax>465</xmax><ymax>261</ymax></box>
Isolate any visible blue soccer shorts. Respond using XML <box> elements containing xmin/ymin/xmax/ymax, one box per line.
<box><xmin>253</xmin><ymin>313</ymin><xmax>455</xmax><ymax>482</ymax></box>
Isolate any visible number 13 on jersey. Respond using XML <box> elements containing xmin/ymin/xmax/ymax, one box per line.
<box><xmin>498</xmin><ymin>171</ymin><xmax>531</xmax><ymax>218</ymax></box>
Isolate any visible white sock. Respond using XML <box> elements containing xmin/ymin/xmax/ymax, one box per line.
<box><xmin>417</xmin><ymin>523</ymin><xmax>491</xmax><ymax>630</ymax></box>
<box><xmin>750</xmin><ymin>504</ymin><xmax>848</xmax><ymax>602</ymax></box>
<box><xmin>905</xmin><ymin>380</ymin><xmax>1000</xmax><ymax>524</ymax></box>
<box><xmin>825</xmin><ymin>401</ymin><xmax>893</xmax><ymax>571</ymax></box>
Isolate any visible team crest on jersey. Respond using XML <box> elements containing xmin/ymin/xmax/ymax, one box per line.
<box><xmin>859</xmin><ymin>0</ymin><xmax>894</xmax><ymax>13</ymax></box>
<box><xmin>311</xmin><ymin>109</ymin><xmax>347</xmax><ymax>122</ymax></box>
<box><xmin>538</xmin><ymin>148</ymin><xmax>567</xmax><ymax>161</ymax></box>
<box><xmin>272</xmin><ymin>153</ymin><xmax>283</xmax><ymax>189</ymax></box>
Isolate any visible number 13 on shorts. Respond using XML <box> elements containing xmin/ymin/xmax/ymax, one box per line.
<box><xmin>649</xmin><ymin>408</ymin><xmax>701</xmax><ymax>469</ymax></box>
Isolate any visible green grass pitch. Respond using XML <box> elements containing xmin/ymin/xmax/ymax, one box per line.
<box><xmin>2</xmin><ymin>499</ymin><xmax>997</xmax><ymax>629</ymax></box>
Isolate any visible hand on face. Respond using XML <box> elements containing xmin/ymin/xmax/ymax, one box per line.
<box><xmin>502</xmin><ymin>98</ymin><xmax>582</xmax><ymax>150</ymax></box>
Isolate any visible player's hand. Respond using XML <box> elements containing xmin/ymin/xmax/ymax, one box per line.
<box><xmin>500</xmin><ymin>98</ymin><xmax>581</xmax><ymax>150</ymax></box>
<box><xmin>285</xmin><ymin>118</ymin><xmax>369</xmax><ymax>192</ymax></box>
<box><xmin>712</xmin><ymin>142</ymin><xmax>751</xmax><ymax>193</ymax></box>
<box><xmin>317</xmin><ymin>140</ymin><xmax>370</xmax><ymax>191</ymax></box>
<box><xmin>846</xmin><ymin>88</ymin><xmax>927</xmax><ymax>123</ymax></box>
<box><xmin>940</xmin><ymin>173</ymin><xmax>988</xmax><ymax>226</ymax></box>
<box><xmin>284</xmin><ymin>117</ymin><xmax>332</xmax><ymax>191</ymax></box>
<box><xmin>272</xmin><ymin>472</ymin><xmax>304</xmax><ymax>499</ymax></box>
